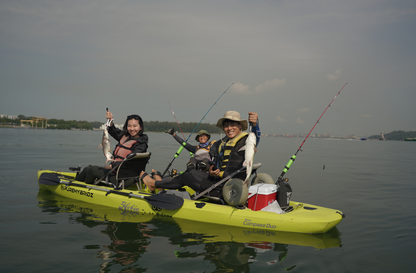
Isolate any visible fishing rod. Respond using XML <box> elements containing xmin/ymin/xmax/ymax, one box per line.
<box><xmin>168</xmin><ymin>102</ymin><xmax>193</xmax><ymax>160</ymax></box>
<box><xmin>186</xmin><ymin>82</ymin><xmax>235</xmax><ymax>141</ymax></box>
<box><xmin>168</xmin><ymin>102</ymin><xmax>187</xmax><ymax>140</ymax></box>
<box><xmin>277</xmin><ymin>83</ymin><xmax>347</xmax><ymax>184</ymax></box>
<box><xmin>105</xmin><ymin>107</ymin><xmax>113</xmax><ymax>129</ymax></box>
<box><xmin>161</xmin><ymin>83</ymin><xmax>234</xmax><ymax>177</ymax></box>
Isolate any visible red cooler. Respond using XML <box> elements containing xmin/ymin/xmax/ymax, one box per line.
<box><xmin>247</xmin><ymin>184</ymin><xmax>277</xmax><ymax>211</ymax></box>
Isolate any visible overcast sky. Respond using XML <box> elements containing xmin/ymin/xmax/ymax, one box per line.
<box><xmin>1</xmin><ymin>0</ymin><xmax>415</xmax><ymax>136</ymax></box>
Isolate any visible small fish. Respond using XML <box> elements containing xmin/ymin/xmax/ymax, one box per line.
<box><xmin>99</xmin><ymin>128</ymin><xmax>113</xmax><ymax>164</ymax></box>
<box><xmin>243</xmin><ymin>132</ymin><xmax>257</xmax><ymax>186</ymax></box>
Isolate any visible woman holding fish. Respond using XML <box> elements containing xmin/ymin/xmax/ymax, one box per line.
<box><xmin>75</xmin><ymin>111</ymin><xmax>148</xmax><ymax>185</ymax></box>
<box><xmin>141</xmin><ymin>110</ymin><xmax>259</xmax><ymax>198</ymax></box>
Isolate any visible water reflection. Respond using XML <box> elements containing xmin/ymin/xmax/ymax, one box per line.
<box><xmin>174</xmin><ymin>242</ymin><xmax>295</xmax><ymax>272</ymax></box>
<box><xmin>96</xmin><ymin>222</ymin><xmax>150</xmax><ymax>271</ymax></box>
<box><xmin>37</xmin><ymin>189</ymin><xmax>341</xmax><ymax>272</ymax></box>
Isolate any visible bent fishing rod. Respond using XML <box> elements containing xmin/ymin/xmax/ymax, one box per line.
<box><xmin>162</xmin><ymin>83</ymin><xmax>235</xmax><ymax>177</ymax></box>
<box><xmin>277</xmin><ymin>83</ymin><xmax>347</xmax><ymax>185</ymax></box>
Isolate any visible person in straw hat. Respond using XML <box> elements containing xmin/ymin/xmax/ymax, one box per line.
<box><xmin>140</xmin><ymin>111</ymin><xmax>260</xmax><ymax>197</ymax></box>
<box><xmin>166</xmin><ymin>129</ymin><xmax>216</xmax><ymax>171</ymax></box>
<box><xmin>209</xmin><ymin>111</ymin><xmax>259</xmax><ymax>179</ymax></box>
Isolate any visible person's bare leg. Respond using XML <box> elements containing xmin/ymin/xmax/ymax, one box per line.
<box><xmin>140</xmin><ymin>171</ymin><xmax>156</xmax><ymax>191</ymax></box>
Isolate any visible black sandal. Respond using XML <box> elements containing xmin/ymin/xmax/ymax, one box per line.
<box><xmin>151</xmin><ymin>171</ymin><xmax>162</xmax><ymax>178</ymax></box>
<box><xmin>140</xmin><ymin>172</ymin><xmax>149</xmax><ymax>181</ymax></box>
<box><xmin>140</xmin><ymin>172</ymin><xmax>156</xmax><ymax>192</ymax></box>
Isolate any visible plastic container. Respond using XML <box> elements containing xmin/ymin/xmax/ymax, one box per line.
<box><xmin>247</xmin><ymin>184</ymin><xmax>277</xmax><ymax>211</ymax></box>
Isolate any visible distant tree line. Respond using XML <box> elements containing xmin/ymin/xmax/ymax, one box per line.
<box><xmin>368</xmin><ymin>131</ymin><xmax>416</xmax><ymax>140</ymax></box>
<box><xmin>1</xmin><ymin>115</ymin><xmax>222</xmax><ymax>133</ymax></box>
<box><xmin>0</xmin><ymin>115</ymin><xmax>100</xmax><ymax>130</ymax></box>
<box><xmin>47</xmin><ymin>119</ymin><xmax>95</xmax><ymax>130</ymax></box>
<box><xmin>0</xmin><ymin>114</ymin><xmax>28</xmax><ymax>126</ymax></box>
<box><xmin>6</xmin><ymin>115</ymin><xmax>411</xmax><ymax>139</ymax></box>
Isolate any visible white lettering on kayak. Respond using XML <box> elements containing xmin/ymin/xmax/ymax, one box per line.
<box><xmin>243</xmin><ymin>219</ymin><xmax>276</xmax><ymax>229</ymax></box>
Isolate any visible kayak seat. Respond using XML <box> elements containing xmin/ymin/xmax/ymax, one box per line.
<box><xmin>95</xmin><ymin>152</ymin><xmax>151</xmax><ymax>190</ymax></box>
<box><xmin>116</xmin><ymin>152</ymin><xmax>151</xmax><ymax>190</ymax></box>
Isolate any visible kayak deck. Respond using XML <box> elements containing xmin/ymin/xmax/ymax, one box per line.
<box><xmin>37</xmin><ymin>170</ymin><xmax>344</xmax><ymax>234</ymax></box>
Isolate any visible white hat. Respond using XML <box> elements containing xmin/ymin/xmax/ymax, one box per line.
<box><xmin>216</xmin><ymin>111</ymin><xmax>248</xmax><ymax>131</ymax></box>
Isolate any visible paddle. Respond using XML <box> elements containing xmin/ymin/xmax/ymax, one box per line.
<box><xmin>108</xmin><ymin>190</ymin><xmax>184</xmax><ymax>210</ymax></box>
<box><xmin>39</xmin><ymin>173</ymin><xmax>184</xmax><ymax>210</ymax></box>
<box><xmin>39</xmin><ymin>172</ymin><xmax>71</xmax><ymax>185</ymax></box>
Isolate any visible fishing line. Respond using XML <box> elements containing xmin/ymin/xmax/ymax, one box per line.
<box><xmin>161</xmin><ymin>83</ymin><xmax>234</xmax><ymax>177</ymax></box>
<box><xmin>185</xmin><ymin>82</ymin><xmax>234</xmax><ymax>141</ymax></box>
<box><xmin>277</xmin><ymin>83</ymin><xmax>347</xmax><ymax>184</ymax></box>
<box><xmin>322</xmin><ymin>108</ymin><xmax>339</xmax><ymax>170</ymax></box>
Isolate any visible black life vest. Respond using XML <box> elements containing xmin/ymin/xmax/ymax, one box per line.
<box><xmin>217</xmin><ymin>132</ymin><xmax>248</xmax><ymax>179</ymax></box>
<box><xmin>112</xmin><ymin>135</ymin><xmax>138</xmax><ymax>162</ymax></box>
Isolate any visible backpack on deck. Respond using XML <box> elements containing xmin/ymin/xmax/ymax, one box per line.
<box><xmin>277</xmin><ymin>181</ymin><xmax>292</xmax><ymax>208</ymax></box>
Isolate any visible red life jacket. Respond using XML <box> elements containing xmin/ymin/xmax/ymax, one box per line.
<box><xmin>112</xmin><ymin>135</ymin><xmax>138</xmax><ymax>162</ymax></box>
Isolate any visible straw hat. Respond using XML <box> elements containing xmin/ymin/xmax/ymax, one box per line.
<box><xmin>195</xmin><ymin>130</ymin><xmax>211</xmax><ymax>141</ymax></box>
<box><xmin>216</xmin><ymin>111</ymin><xmax>248</xmax><ymax>131</ymax></box>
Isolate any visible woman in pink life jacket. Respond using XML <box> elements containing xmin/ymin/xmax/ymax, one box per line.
<box><xmin>75</xmin><ymin>110</ymin><xmax>148</xmax><ymax>186</ymax></box>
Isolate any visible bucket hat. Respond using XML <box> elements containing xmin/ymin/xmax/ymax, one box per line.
<box><xmin>216</xmin><ymin>111</ymin><xmax>248</xmax><ymax>131</ymax></box>
<box><xmin>195</xmin><ymin>130</ymin><xmax>211</xmax><ymax>141</ymax></box>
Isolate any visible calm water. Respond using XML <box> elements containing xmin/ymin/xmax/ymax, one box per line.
<box><xmin>1</xmin><ymin>128</ymin><xmax>415</xmax><ymax>272</ymax></box>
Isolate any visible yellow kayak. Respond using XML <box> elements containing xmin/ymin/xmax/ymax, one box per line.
<box><xmin>38</xmin><ymin>170</ymin><xmax>344</xmax><ymax>234</ymax></box>
<box><xmin>37</xmin><ymin>190</ymin><xmax>342</xmax><ymax>249</ymax></box>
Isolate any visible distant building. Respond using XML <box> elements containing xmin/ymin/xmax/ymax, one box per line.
<box><xmin>0</xmin><ymin>115</ymin><xmax>18</xmax><ymax>119</ymax></box>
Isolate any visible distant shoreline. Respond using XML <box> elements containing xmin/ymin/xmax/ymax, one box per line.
<box><xmin>1</xmin><ymin>125</ymin><xmax>414</xmax><ymax>141</ymax></box>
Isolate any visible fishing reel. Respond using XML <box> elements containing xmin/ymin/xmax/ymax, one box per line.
<box><xmin>69</xmin><ymin>165</ymin><xmax>81</xmax><ymax>172</ymax></box>
<box><xmin>169</xmin><ymin>169</ymin><xmax>178</xmax><ymax>177</ymax></box>
<box><xmin>277</xmin><ymin>177</ymin><xmax>289</xmax><ymax>185</ymax></box>
<box><xmin>69</xmin><ymin>165</ymin><xmax>81</xmax><ymax>175</ymax></box>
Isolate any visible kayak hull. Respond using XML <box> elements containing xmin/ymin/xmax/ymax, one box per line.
<box><xmin>37</xmin><ymin>191</ymin><xmax>342</xmax><ymax>249</ymax></box>
<box><xmin>37</xmin><ymin>170</ymin><xmax>344</xmax><ymax>234</ymax></box>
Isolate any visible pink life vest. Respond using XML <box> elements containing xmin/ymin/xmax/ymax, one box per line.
<box><xmin>112</xmin><ymin>135</ymin><xmax>138</xmax><ymax>162</ymax></box>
